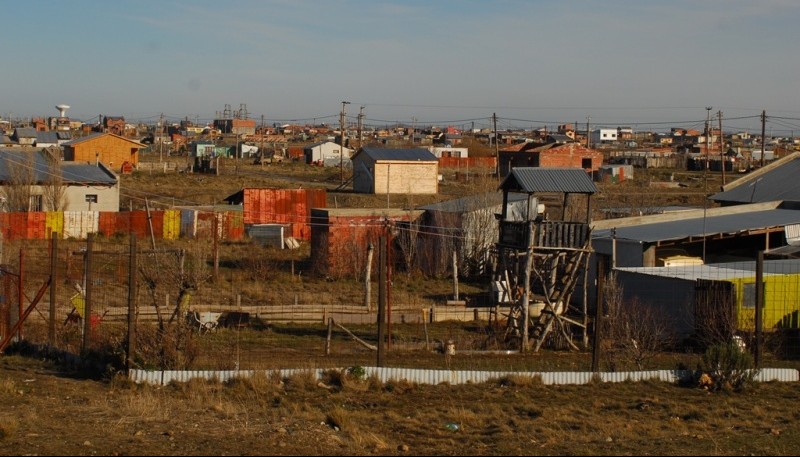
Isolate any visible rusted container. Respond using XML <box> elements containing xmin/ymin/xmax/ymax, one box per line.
<box><xmin>128</xmin><ymin>211</ymin><xmax>148</xmax><ymax>239</ymax></box>
<box><xmin>8</xmin><ymin>212</ymin><xmax>27</xmax><ymax>240</ymax></box>
<box><xmin>240</xmin><ymin>188</ymin><xmax>326</xmax><ymax>241</ymax></box>
<box><xmin>310</xmin><ymin>208</ymin><xmax>423</xmax><ymax>277</ymax></box>
<box><xmin>0</xmin><ymin>212</ymin><xmax>8</xmax><ymax>241</ymax></box>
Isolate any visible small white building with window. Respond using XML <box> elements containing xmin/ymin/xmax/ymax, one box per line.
<box><xmin>0</xmin><ymin>149</ymin><xmax>119</xmax><ymax>212</ymax></box>
<box><xmin>590</xmin><ymin>128</ymin><xmax>618</xmax><ymax>145</ymax></box>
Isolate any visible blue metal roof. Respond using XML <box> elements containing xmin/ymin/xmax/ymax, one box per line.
<box><xmin>594</xmin><ymin>208</ymin><xmax>800</xmax><ymax>243</ymax></box>
<box><xmin>711</xmin><ymin>153</ymin><xmax>800</xmax><ymax>204</ymax></box>
<box><xmin>358</xmin><ymin>147</ymin><xmax>438</xmax><ymax>162</ymax></box>
<box><xmin>499</xmin><ymin>167</ymin><xmax>598</xmax><ymax>194</ymax></box>
<box><xmin>0</xmin><ymin>149</ymin><xmax>116</xmax><ymax>185</ymax></box>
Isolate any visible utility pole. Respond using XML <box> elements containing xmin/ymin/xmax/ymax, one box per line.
<box><xmin>586</xmin><ymin>116</ymin><xmax>591</xmax><ymax>148</ymax></box>
<box><xmin>159</xmin><ymin>113</ymin><xmax>164</xmax><ymax>163</ymax></box>
<box><xmin>705</xmin><ymin>107</ymin><xmax>712</xmax><ymax>170</ymax></box>
<box><xmin>761</xmin><ymin>109</ymin><xmax>767</xmax><ymax>168</ymax></box>
<box><xmin>340</xmin><ymin>101</ymin><xmax>350</xmax><ymax>184</ymax></box>
<box><xmin>357</xmin><ymin>106</ymin><xmax>364</xmax><ymax>149</ymax></box>
<box><xmin>493</xmin><ymin>113</ymin><xmax>499</xmax><ymax>179</ymax></box>
<box><xmin>719</xmin><ymin>110</ymin><xmax>725</xmax><ymax>185</ymax></box>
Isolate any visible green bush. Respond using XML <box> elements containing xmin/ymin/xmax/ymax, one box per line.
<box><xmin>699</xmin><ymin>343</ymin><xmax>759</xmax><ymax>392</ymax></box>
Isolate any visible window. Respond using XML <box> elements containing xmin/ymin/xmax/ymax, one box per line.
<box><xmin>29</xmin><ymin>195</ymin><xmax>43</xmax><ymax>212</ymax></box>
<box><xmin>742</xmin><ymin>282</ymin><xmax>764</xmax><ymax>309</ymax></box>
<box><xmin>581</xmin><ymin>158</ymin><xmax>592</xmax><ymax>169</ymax></box>
<box><xmin>85</xmin><ymin>194</ymin><xmax>98</xmax><ymax>204</ymax></box>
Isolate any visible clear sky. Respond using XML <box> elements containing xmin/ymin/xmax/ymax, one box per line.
<box><xmin>3</xmin><ymin>0</ymin><xmax>800</xmax><ymax>134</ymax></box>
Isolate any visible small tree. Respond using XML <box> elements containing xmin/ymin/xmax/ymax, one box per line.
<box><xmin>42</xmin><ymin>150</ymin><xmax>67</xmax><ymax>211</ymax></box>
<box><xmin>603</xmin><ymin>272</ymin><xmax>675</xmax><ymax>370</ymax></box>
<box><xmin>699</xmin><ymin>342</ymin><xmax>758</xmax><ymax>391</ymax></box>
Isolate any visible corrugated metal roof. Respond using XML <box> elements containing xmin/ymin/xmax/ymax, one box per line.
<box><xmin>594</xmin><ymin>208</ymin><xmax>800</xmax><ymax>243</ymax></box>
<box><xmin>14</xmin><ymin>127</ymin><xmax>37</xmax><ymax>138</ymax></box>
<box><xmin>357</xmin><ymin>147</ymin><xmax>438</xmax><ymax>162</ymax></box>
<box><xmin>711</xmin><ymin>153</ymin><xmax>800</xmax><ymax>203</ymax></box>
<box><xmin>35</xmin><ymin>131</ymin><xmax>59</xmax><ymax>144</ymax></box>
<box><xmin>0</xmin><ymin>149</ymin><xmax>116</xmax><ymax>184</ymax></box>
<box><xmin>616</xmin><ymin>265</ymin><xmax>775</xmax><ymax>281</ymax></box>
<box><xmin>499</xmin><ymin>167</ymin><xmax>598</xmax><ymax>194</ymax></box>
<box><xmin>420</xmin><ymin>192</ymin><xmax>503</xmax><ymax>212</ymax></box>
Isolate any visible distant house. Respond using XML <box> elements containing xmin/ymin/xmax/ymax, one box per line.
<box><xmin>0</xmin><ymin>149</ymin><xmax>119</xmax><ymax>212</ymax></box>
<box><xmin>103</xmin><ymin>116</ymin><xmax>126</xmax><ymax>136</ymax></box>
<box><xmin>711</xmin><ymin>152</ymin><xmax>800</xmax><ymax>206</ymax></box>
<box><xmin>498</xmin><ymin>142</ymin><xmax>603</xmax><ymax>177</ymax></box>
<box><xmin>303</xmin><ymin>140</ymin><xmax>353</xmax><ymax>165</ymax></box>
<box><xmin>11</xmin><ymin>128</ymin><xmax>37</xmax><ymax>146</ymax></box>
<box><xmin>62</xmin><ymin>132</ymin><xmax>144</xmax><ymax>170</ymax></box>
<box><xmin>417</xmin><ymin>193</ymin><xmax>528</xmax><ymax>277</ymax></box>
<box><xmin>589</xmin><ymin>128</ymin><xmax>618</xmax><ymax>145</ymax></box>
<box><xmin>351</xmin><ymin>147</ymin><xmax>439</xmax><ymax>194</ymax></box>
<box><xmin>427</xmin><ymin>146</ymin><xmax>468</xmax><ymax>159</ymax></box>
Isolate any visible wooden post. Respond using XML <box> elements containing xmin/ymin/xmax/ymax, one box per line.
<box><xmin>213</xmin><ymin>214</ymin><xmax>219</xmax><ymax>281</ymax></box>
<box><xmin>521</xmin><ymin>222</ymin><xmax>534</xmax><ymax>353</ymax></box>
<box><xmin>377</xmin><ymin>236</ymin><xmax>387</xmax><ymax>367</ymax></box>
<box><xmin>126</xmin><ymin>235</ymin><xmax>137</xmax><ymax>371</ymax></box>
<box><xmin>592</xmin><ymin>255</ymin><xmax>606</xmax><ymax>372</ymax></box>
<box><xmin>325</xmin><ymin>317</ymin><xmax>333</xmax><ymax>356</ymax></box>
<box><xmin>422</xmin><ymin>309</ymin><xmax>430</xmax><ymax>351</ymax></box>
<box><xmin>82</xmin><ymin>234</ymin><xmax>94</xmax><ymax>353</ymax></box>
<box><xmin>754</xmin><ymin>250</ymin><xmax>764</xmax><ymax>368</ymax></box>
<box><xmin>581</xmin><ymin>254</ymin><xmax>590</xmax><ymax>349</ymax></box>
<box><xmin>144</xmin><ymin>198</ymin><xmax>156</xmax><ymax>250</ymax></box>
<box><xmin>386</xmin><ymin>230</ymin><xmax>393</xmax><ymax>349</ymax></box>
<box><xmin>452</xmin><ymin>251</ymin><xmax>459</xmax><ymax>301</ymax></box>
<box><xmin>364</xmin><ymin>243</ymin><xmax>373</xmax><ymax>310</ymax></box>
<box><xmin>17</xmin><ymin>249</ymin><xmax>24</xmax><ymax>341</ymax></box>
<box><xmin>48</xmin><ymin>235</ymin><xmax>58</xmax><ymax>347</ymax></box>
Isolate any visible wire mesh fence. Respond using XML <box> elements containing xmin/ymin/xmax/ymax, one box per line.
<box><xmin>2</xmin><ymin>235</ymin><xmax>799</xmax><ymax>374</ymax></box>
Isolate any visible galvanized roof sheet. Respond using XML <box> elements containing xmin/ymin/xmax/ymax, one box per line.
<box><xmin>593</xmin><ymin>208</ymin><xmax>800</xmax><ymax>243</ymax></box>
<box><xmin>0</xmin><ymin>149</ymin><xmax>116</xmax><ymax>184</ymax></box>
<box><xmin>499</xmin><ymin>167</ymin><xmax>598</xmax><ymax>194</ymax></box>
<box><xmin>358</xmin><ymin>147</ymin><xmax>438</xmax><ymax>162</ymax></box>
<box><xmin>618</xmin><ymin>259</ymin><xmax>800</xmax><ymax>280</ymax></box>
<box><xmin>711</xmin><ymin>153</ymin><xmax>800</xmax><ymax>203</ymax></box>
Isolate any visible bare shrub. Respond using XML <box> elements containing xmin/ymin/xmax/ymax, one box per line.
<box><xmin>42</xmin><ymin>150</ymin><xmax>66</xmax><ymax>211</ymax></box>
<box><xmin>3</xmin><ymin>152</ymin><xmax>35</xmax><ymax>211</ymax></box>
<box><xmin>603</xmin><ymin>273</ymin><xmax>675</xmax><ymax>370</ymax></box>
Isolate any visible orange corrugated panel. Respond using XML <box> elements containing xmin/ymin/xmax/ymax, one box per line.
<box><xmin>0</xmin><ymin>212</ymin><xmax>8</xmax><ymax>241</ymax></box>
<box><xmin>243</xmin><ymin>188</ymin><xmax>255</xmax><ymax>224</ymax></box>
<box><xmin>129</xmin><ymin>211</ymin><xmax>148</xmax><ymax>238</ymax></box>
<box><xmin>150</xmin><ymin>211</ymin><xmax>164</xmax><ymax>240</ymax></box>
<box><xmin>116</xmin><ymin>211</ymin><xmax>131</xmax><ymax>234</ymax></box>
<box><xmin>225</xmin><ymin>211</ymin><xmax>244</xmax><ymax>240</ymax></box>
<box><xmin>98</xmin><ymin>212</ymin><xmax>117</xmax><ymax>237</ymax></box>
<box><xmin>8</xmin><ymin>213</ymin><xmax>26</xmax><ymax>240</ymax></box>
<box><xmin>27</xmin><ymin>212</ymin><xmax>46</xmax><ymax>239</ymax></box>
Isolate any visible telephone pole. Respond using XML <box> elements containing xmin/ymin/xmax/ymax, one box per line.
<box><xmin>159</xmin><ymin>113</ymin><xmax>164</xmax><ymax>162</ymax></box>
<box><xmin>718</xmin><ymin>110</ymin><xmax>725</xmax><ymax>185</ymax></box>
<box><xmin>705</xmin><ymin>107</ymin><xmax>712</xmax><ymax>170</ymax></box>
<box><xmin>761</xmin><ymin>109</ymin><xmax>767</xmax><ymax>168</ymax></box>
<box><xmin>340</xmin><ymin>101</ymin><xmax>350</xmax><ymax>184</ymax></box>
<box><xmin>493</xmin><ymin>113</ymin><xmax>499</xmax><ymax>179</ymax></box>
<box><xmin>586</xmin><ymin>116</ymin><xmax>591</xmax><ymax>148</ymax></box>
<box><xmin>357</xmin><ymin>106</ymin><xmax>364</xmax><ymax>149</ymax></box>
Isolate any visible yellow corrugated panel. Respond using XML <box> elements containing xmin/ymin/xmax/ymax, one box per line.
<box><xmin>45</xmin><ymin>211</ymin><xmax>64</xmax><ymax>239</ymax></box>
<box><xmin>163</xmin><ymin>209</ymin><xmax>181</xmax><ymax>239</ymax></box>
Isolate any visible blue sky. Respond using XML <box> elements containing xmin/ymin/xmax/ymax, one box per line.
<box><xmin>3</xmin><ymin>0</ymin><xmax>800</xmax><ymax>134</ymax></box>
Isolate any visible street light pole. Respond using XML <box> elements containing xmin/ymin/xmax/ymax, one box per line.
<box><xmin>340</xmin><ymin>101</ymin><xmax>350</xmax><ymax>184</ymax></box>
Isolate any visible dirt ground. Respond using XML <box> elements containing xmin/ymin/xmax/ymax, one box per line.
<box><xmin>1</xmin><ymin>354</ymin><xmax>799</xmax><ymax>456</ymax></box>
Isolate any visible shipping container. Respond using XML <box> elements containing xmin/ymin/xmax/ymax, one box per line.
<box><xmin>98</xmin><ymin>212</ymin><xmax>117</xmax><ymax>237</ymax></box>
<box><xmin>224</xmin><ymin>211</ymin><xmax>244</xmax><ymax>240</ymax></box>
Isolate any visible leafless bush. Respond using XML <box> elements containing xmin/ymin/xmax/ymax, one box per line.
<box><xmin>3</xmin><ymin>152</ymin><xmax>35</xmax><ymax>211</ymax></box>
<box><xmin>603</xmin><ymin>272</ymin><xmax>675</xmax><ymax>370</ymax></box>
<box><xmin>42</xmin><ymin>150</ymin><xmax>66</xmax><ymax>211</ymax></box>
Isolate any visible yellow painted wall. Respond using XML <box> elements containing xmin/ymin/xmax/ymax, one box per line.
<box><xmin>163</xmin><ymin>210</ymin><xmax>181</xmax><ymax>239</ymax></box>
<box><xmin>732</xmin><ymin>275</ymin><xmax>800</xmax><ymax>331</ymax></box>
<box><xmin>45</xmin><ymin>211</ymin><xmax>64</xmax><ymax>239</ymax></box>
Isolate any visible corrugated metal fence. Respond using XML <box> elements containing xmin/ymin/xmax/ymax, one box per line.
<box><xmin>0</xmin><ymin>209</ymin><xmax>245</xmax><ymax>241</ymax></box>
<box><xmin>129</xmin><ymin>366</ymin><xmax>799</xmax><ymax>386</ymax></box>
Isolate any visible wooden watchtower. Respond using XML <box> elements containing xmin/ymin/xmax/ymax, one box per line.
<box><xmin>494</xmin><ymin>168</ymin><xmax>597</xmax><ymax>352</ymax></box>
